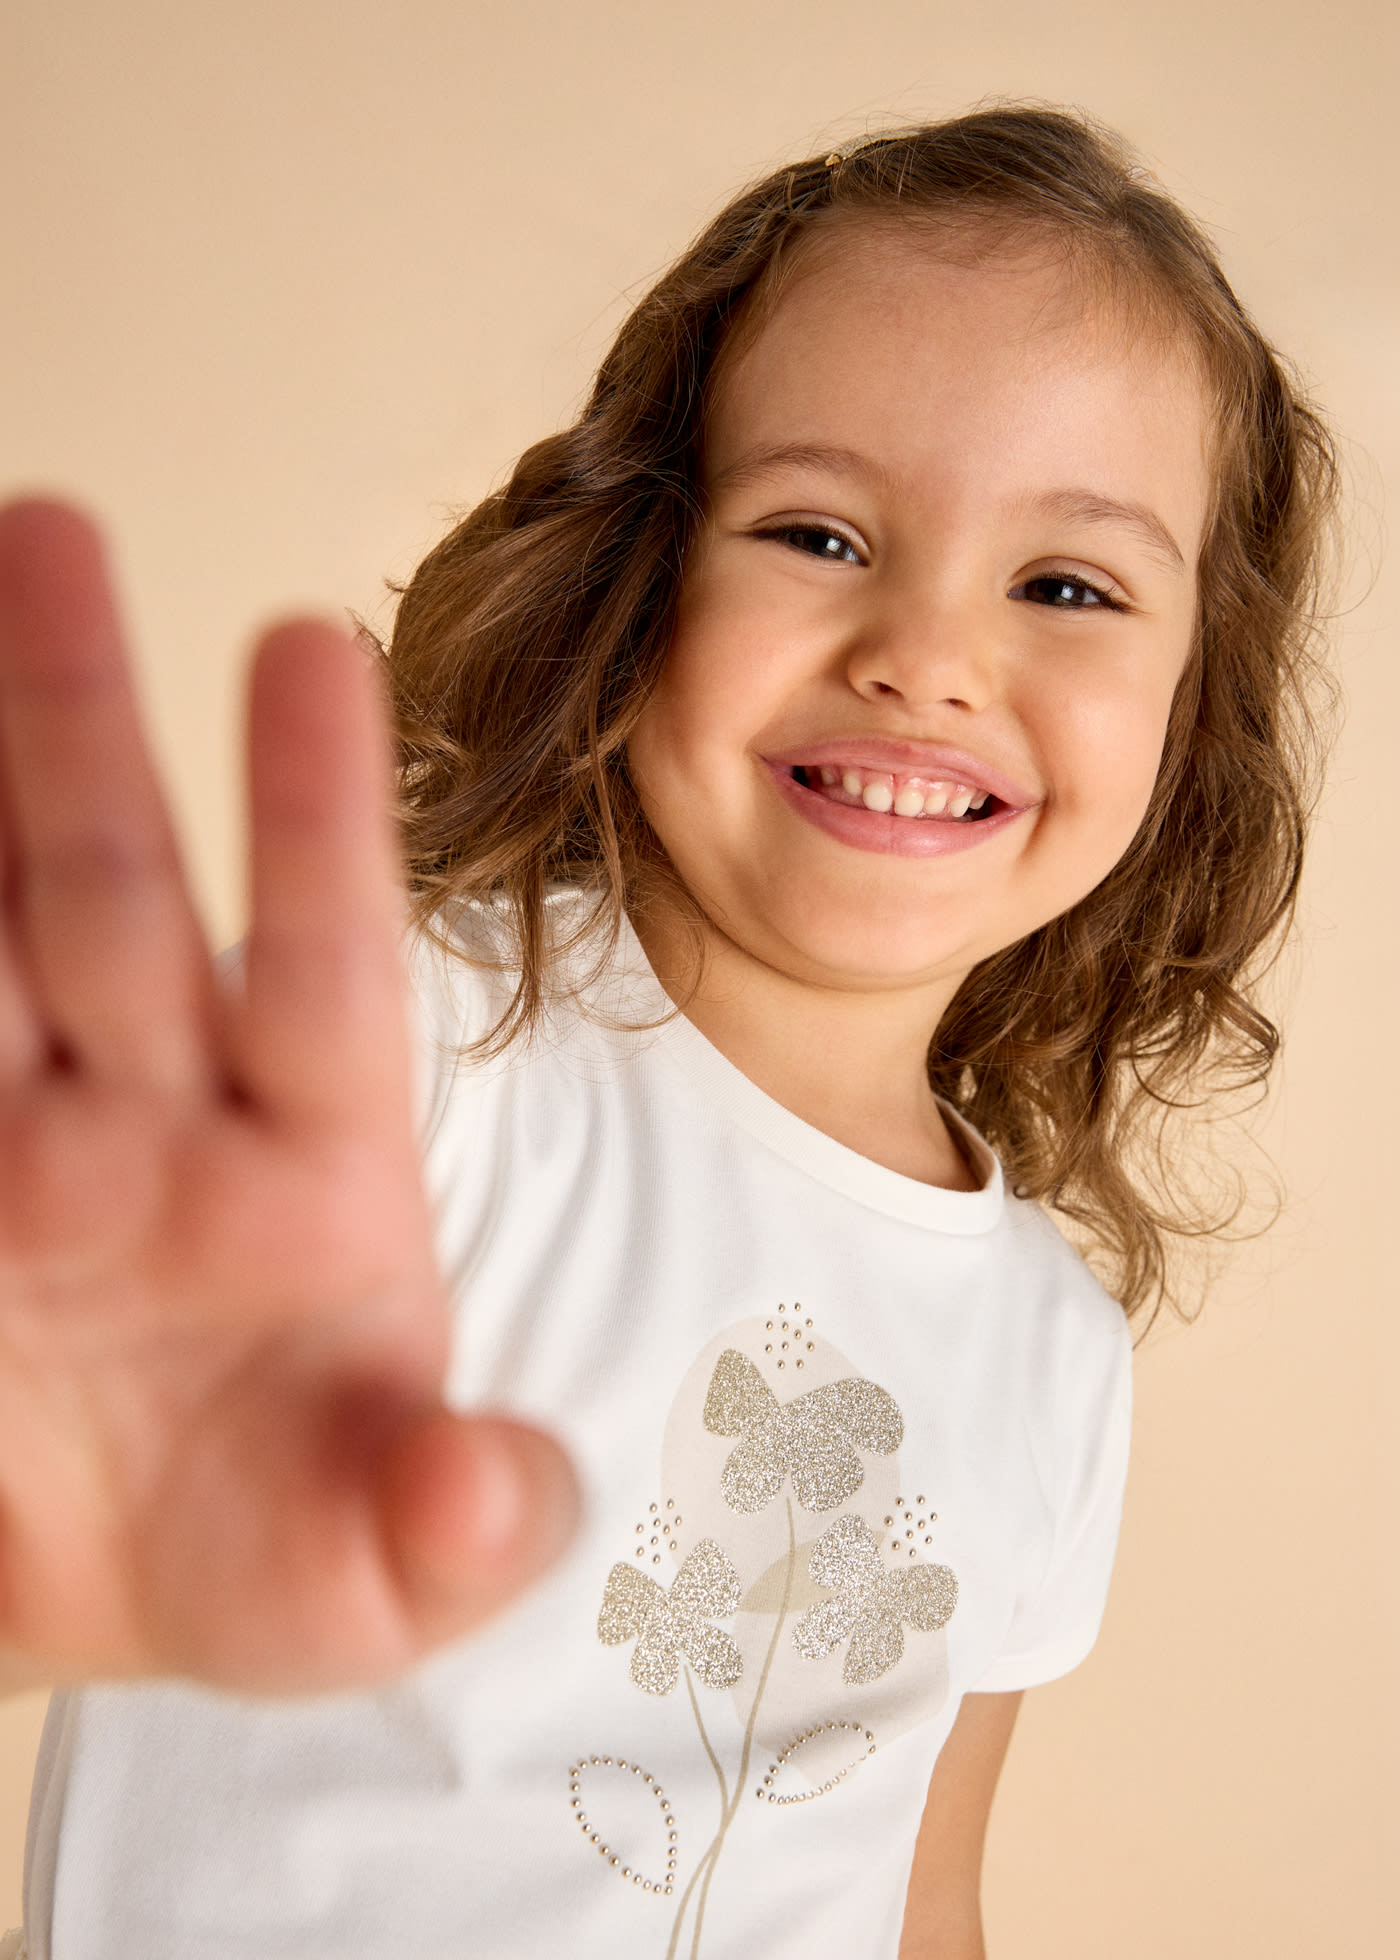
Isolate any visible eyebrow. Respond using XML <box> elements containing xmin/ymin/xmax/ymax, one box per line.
<box><xmin>1019</xmin><ymin>489</ymin><xmax>1187</xmax><ymax>575</ymax></box>
<box><xmin>711</xmin><ymin>443</ymin><xmax>1188</xmax><ymax>576</ymax></box>
<box><xmin>710</xmin><ymin>441</ymin><xmax>900</xmax><ymax>497</ymax></box>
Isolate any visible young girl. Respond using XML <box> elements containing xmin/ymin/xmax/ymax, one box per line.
<box><xmin>0</xmin><ymin>105</ymin><xmax>1334</xmax><ymax>1958</ymax></box>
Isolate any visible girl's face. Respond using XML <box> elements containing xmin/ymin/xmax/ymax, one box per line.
<box><xmin>628</xmin><ymin>226</ymin><xmax>1213</xmax><ymax>1000</ymax></box>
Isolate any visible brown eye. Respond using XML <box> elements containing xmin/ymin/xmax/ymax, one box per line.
<box><xmin>759</xmin><ymin>524</ymin><xmax>864</xmax><ymax>565</ymax></box>
<box><xmin>1013</xmin><ymin>573</ymin><xmax>1122</xmax><ymax>610</ymax></box>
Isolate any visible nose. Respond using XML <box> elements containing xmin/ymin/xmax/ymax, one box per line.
<box><xmin>842</xmin><ymin>599</ymin><xmax>1003</xmax><ymax>716</ymax></box>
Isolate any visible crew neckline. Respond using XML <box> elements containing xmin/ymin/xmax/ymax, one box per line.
<box><xmin>589</xmin><ymin>904</ymin><xmax>1005</xmax><ymax>1237</ymax></box>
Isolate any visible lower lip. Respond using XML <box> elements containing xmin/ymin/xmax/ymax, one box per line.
<box><xmin>765</xmin><ymin>764</ymin><xmax>1029</xmax><ymax>859</ymax></box>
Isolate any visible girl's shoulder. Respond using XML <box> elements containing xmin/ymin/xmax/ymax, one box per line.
<box><xmin>408</xmin><ymin>884</ymin><xmax>654</xmax><ymax>1028</ymax></box>
<box><xmin>984</xmin><ymin>1178</ymin><xmax>1133</xmax><ymax>1383</ymax></box>
<box><xmin>404</xmin><ymin>886</ymin><xmax>660</xmax><ymax>1115</ymax></box>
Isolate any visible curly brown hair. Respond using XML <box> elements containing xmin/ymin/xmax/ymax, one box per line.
<box><xmin>384</xmin><ymin>103</ymin><xmax>1338</xmax><ymax>1319</ymax></box>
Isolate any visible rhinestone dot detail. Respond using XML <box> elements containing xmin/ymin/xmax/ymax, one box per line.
<box><xmin>567</xmin><ymin>1757</ymin><xmax>677</xmax><ymax>1894</ymax></box>
<box><xmin>755</xmin><ymin>1721</ymin><xmax>877</xmax><ymax>1805</ymax></box>
<box><xmin>635</xmin><ymin>1496</ymin><xmax>682</xmax><ymax>1561</ymax></box>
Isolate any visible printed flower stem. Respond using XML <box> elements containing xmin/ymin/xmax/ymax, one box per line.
<box><xmin>666</xmin><ymin>1500</ymin><xmax>797</xmax><ymax>1960</ymax></box>
<box><xmin>663</xmin><ymin>1676</ymin><xmax>728</xmax><ymax>1960</ymax></box>
<box><xmin>685</xmin><ymin>1666</ymin><xmax>730</xmax><ymax>1815</ymax></box>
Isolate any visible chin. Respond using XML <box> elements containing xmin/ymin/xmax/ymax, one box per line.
<box><xmin>761</xmin><ymin>907</ymin><xmax>985</xmax><ymax>995</ymax></box>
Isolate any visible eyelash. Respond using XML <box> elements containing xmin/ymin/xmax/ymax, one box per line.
<box><xmin>1012</xmin><ymin>571</ymin><xmax>1127</xmax><ymax>613</ymax></box>
<box><xmin>755</xmin><ymin>522</ymin><xmax>864</xmax><ymax>565</ymax></box>
<box><xmin>756</xmin><ymin>525</ymin><xmax>1127</xmax><ymax>612</ymax></box>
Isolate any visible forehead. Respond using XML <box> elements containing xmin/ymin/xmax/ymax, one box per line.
<box><xmin>706</xmin><ymin>221</ymin><xmax>1212</xmax><ymax>542</ymax></box>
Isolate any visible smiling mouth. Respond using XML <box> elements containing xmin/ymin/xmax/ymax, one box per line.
<box><xmin>791</xmin><ymin>764</ymin><xmax>1001</xmax><ymax>822</ymax></box>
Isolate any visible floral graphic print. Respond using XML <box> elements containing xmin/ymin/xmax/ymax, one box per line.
<box><xmin>598</xmin><ymin>1541</ymin><xmax>744</xmax><ymax>1697</ymax></box>
<box><xmin>792</xmin><ymin>1514</ymin><xmax>958</xmax><ymax>1685</ymax></box>
<box><xmin>702</xmin><ymin>1349</ymin><xmax>902</xmax><ymax>1514</ymax></box>
<box><xmin>576</xmin><ymin>1310</ymin><xmax>958</xmax><ymax>1958</ymax></box>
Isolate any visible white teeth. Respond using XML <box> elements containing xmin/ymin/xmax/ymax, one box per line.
<box><xmin>806</xmin><ymin>763</ymin><xmax>991</xmax><ymax>819</ymax></box>
<box><xmin>860</xmin><ymin>776</ymin><xmax>895</xmax><ymax>813</ymax></box>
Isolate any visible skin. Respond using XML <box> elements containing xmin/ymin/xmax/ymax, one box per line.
<box><xmin>627</xmin><ymin>225</ymin><xmax>1214</xmax><ymax>1947</ymax></box>
<box><xmin>898</xmin><ymin>1690</ymin><xmax>1023</xmax><ymax>1959</ymax></box>
<box><xmin>0</xmin><ymin>501</ymin><xmax>576</xmax><ymax>1695</ymax></box>
<box><xmin>629</xmin><ymin>223</ymin><xmax>1211</xmax><ymax>1191</ymax></box>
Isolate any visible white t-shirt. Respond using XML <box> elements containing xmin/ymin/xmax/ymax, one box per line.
<box><xmin>24</xmin><ymin>904</ymin><xmax>1131</xmax><ymax>1960</ymax></box>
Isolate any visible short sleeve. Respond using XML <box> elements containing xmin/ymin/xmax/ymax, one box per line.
<box><xmin>972</xmin><ymin>1302</ymin><xmax>1133</xmax><ymax>1691</ymax></box>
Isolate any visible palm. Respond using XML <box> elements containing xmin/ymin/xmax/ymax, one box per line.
<box><xmin>0</xmin><ymin>500</ymin><xmax>573</xmax><ymax>1694</ymax></box>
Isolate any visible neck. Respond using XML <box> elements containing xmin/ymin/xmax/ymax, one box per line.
<box><xmin>631</xmin><ymin>903</ymin><xmax>980</xmax><ymax>1193</ymax></box>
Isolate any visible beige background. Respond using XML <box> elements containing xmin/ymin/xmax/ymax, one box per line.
<box><xmin>2</xmin><ymin>0</ymin><xmax>1395</xmax><ymax>1951</ymax></box>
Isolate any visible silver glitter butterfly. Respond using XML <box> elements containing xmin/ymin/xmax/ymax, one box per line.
<box><xmin>792</xmin><ymin>1514</ymin><xmax>958</xmax><ymax>1685</ymax></box>
<box><xmin>597</xmin><ymin>1539</ymin><xmax>745</xmax><ymax>1696</ymax></box>
<box><xmin>702</xmin><ymin>1349</ymin><xmax>903</xmax><ymax>1515</ymax></box>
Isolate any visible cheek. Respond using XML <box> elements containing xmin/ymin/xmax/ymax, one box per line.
<box><xmin>631</xmin><ymin>602</ymin><xmax>770</xmax><ymax>789</ymax></box>
<box><xmin>1043</xmin><ymin>666</ymin><xmax>1183</xmax><ymax>843</ymax></box>
<box><xmin>657</xmin><ymin>548</ymin><xmax>831</xmax><ymax>739</ymax></box>
<box><xmin>626</xmin><ymin>646</ymin><xmax>740</xmax><ymax>855</ymax></box>
<box><xmin>628</xmin><ymin>655</ymin><xmax>712</xmax><ymax>799</ymax></box>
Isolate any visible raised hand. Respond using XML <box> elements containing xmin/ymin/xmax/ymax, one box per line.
<box><xmin>0</xmin><ymin>500</ymin><xmax>576</xmax><ymax>1695</ymax></box>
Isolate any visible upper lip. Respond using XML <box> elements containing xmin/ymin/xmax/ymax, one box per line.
<box><xmin>762</xmin><ymin>735</ymin><xmax>1039</xmax><ymax>809</ymax></box>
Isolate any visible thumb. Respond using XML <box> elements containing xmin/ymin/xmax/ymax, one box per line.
<box><xmin>380</xmin><ymin>1409</ymin><xmax>579</xmax><ymax>1646</ymax></box>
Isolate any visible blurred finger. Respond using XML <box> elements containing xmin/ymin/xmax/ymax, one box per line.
<box><xmin>0</xmin><ymin>500</ymin><xmax>215</xmax><ymax>1091</ymax></box>
<box><xmin>380</xmin><ymin>1410</ymin><xmax>579</xmax><ymax>1645</ymax></box>
<box><xmin>239</xmin><ymin>621</ymin><xmax>414</xmax><ymax>1132</ymax></box>
<box><xmin>0</xmin><ymin>821</ymin><xmax>40</xmax><ymax>1078</ymax></box>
